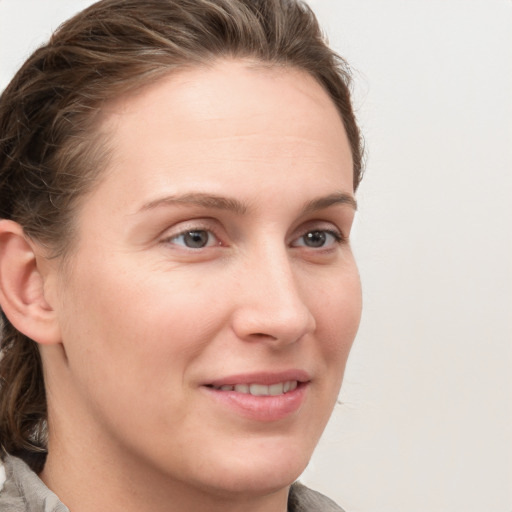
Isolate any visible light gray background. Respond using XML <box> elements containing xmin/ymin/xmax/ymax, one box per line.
<box><xmin>1</xmin><ymin>1</ymin><xmax>511</xmax><ymax>511</ymax></box>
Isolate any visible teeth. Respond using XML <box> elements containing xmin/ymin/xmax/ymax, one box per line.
<box><xmin>268</xmin><ymin>383</ymin><xmax>284</xmax><ymax>396</ymax></box>
<box><xmin>213</xmin><ymin>381</ymin><xmax>298</xmax><ymax>396</ymax></box>
<box><xmin>250</xmin><ymin>384</ymin><xmax>269</xmax><ymax>396</ymax></box>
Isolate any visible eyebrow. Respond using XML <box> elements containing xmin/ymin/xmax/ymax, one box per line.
<box><xmin>303</xmin><ymin>192</ymin><xmax>357</xmax><ymax>213</ymax></box>
<box><xmin>139</xmin><ymin>192</ymin><xmax>248</xmax><ymax>215</ymax></box>
<box><xmin>138</xmin><ymin>191</ymin><xmax>356</xmax><ymax>215</ymax></box>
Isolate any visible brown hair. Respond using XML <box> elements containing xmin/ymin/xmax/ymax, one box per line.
<box><xmin>0</xmin><ymin>0</ymin><xmax>363</xmax><ymax>465</ymax></box>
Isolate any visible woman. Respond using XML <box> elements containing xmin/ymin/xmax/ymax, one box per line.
<box><xmin>0</xmin><ymin>0</ymin><xmax>363</xmax><ymax>510</ymax></box>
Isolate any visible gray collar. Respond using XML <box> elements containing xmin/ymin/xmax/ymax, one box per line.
<box><xmin>0</xmin><ymin>455</ymin><xmax>69</xmax><ymax>512</ymax></box>
<box><xmin>288</xmin><ymin>482</ymin><xmax>345</xmax><ymax>512</ymax></box>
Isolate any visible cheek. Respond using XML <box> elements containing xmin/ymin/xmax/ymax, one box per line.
<box><xmin>58</xmin><ymin>260</ymin><xmax>225</xmax><ymax>380</ymax></box>
<box><xmin>312</xmin><ymin>265</ymin><xmax>362</xmax><ymax>352</ymax></box>
<box><xmin>309</xmin><ymin>268</ymin><xmax>361</xmax><ymax>407</ymax></box>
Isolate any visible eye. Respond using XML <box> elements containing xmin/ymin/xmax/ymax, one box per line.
<box><xmin>291</xmin><ymin>229</ymin><xmax>343</xmax><ymax>249</ymax></box>
<box><xmin>165</xmin><ymin>229</ymin><xmax>219</xmax><ymax>249</ymax></box>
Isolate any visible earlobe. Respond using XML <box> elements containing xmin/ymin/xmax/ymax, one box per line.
<box><xmin>0</xmin><ymin>219</ymin><xmax>61</xmax><ymax>345</ymax></box>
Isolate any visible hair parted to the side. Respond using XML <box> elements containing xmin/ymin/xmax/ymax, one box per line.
<box><xmin>0</xmin><ymin>0</ymin><xmax>364</xmax><ymax>468</ymax></box>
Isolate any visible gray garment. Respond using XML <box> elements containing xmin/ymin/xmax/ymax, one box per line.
<box><xmin>0</xmin><ymin>454</ymin><xmax>344</xmax><ymax>512</ymax></box>
<box><xmin>0</xmin><ymin>455</ymin><xmax>68</xmax><ymax>512</ymax></box>
<box><xmin>288</xmin><ymin>482</ymin><xmax>345</xmax><ymax>512</ymax></box>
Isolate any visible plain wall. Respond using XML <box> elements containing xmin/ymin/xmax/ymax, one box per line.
<box><xmin>1</xmin><ymin>1</ymin><xmax>511</xmax><ymax>511</ymax></box>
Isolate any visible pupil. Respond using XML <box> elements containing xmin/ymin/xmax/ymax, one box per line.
<box><xmin>305</xmin><ymin>231</ymin><xmax>326</xmax><ymax>247</ymax></box>
<box><xmin>184</xmin><ymin>230</ymin><xmax>208</xmax><ymax>248</ymax></box>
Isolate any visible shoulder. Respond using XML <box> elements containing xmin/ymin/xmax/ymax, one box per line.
<box><xmin>0</xmin><ymin>454</ymin><xmax>69</xmax><ymax>512</ymax></box>
<box><xmin>288</xmin><ymin>481</ymin><xmax>346</xmax><ymax>512</ymax></box>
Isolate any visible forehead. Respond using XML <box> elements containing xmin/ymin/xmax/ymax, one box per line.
<box><xmin>103</xmin><ymin>60</ymin><xmax>348</xmax><ymax>150</ymax></box>
<box><xmin>88</xmin><ymin>60</ymin><xmax>353</xmax><ymax>215</ymax></box>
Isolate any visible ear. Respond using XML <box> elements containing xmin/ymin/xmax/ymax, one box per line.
<box><xmin>0</xmin><ymin>219</ymin><xmax>61</xmax><ymax>345</ymax></box>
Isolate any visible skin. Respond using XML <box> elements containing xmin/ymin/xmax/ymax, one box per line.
<box><xmin>32</xmin><ymin>60</ymin><xmax>362</xmax><ymax>512</ymax></box>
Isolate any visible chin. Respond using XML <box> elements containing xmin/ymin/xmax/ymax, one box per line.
<box><xmin>201</xmin><ymin>466</ymin><xmax>303</xmax><ymax>499</ymax></box>
<box><xmin>192</xmin><ymin>438</ymin><xmax>312</xmax><ymax>498</ymax></box>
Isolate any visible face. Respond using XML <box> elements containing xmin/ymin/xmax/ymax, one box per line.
<box><xmin>44</xmin><ymin>60</ymin><xmax>361</xmax><ymax>499</ymax></box>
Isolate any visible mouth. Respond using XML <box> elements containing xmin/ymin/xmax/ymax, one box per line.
<box><xmin>202</xmin><ymin>372</ymin><xmax>310</xmax><ymax>422</ymax></box>
<box><xmin>207</xmin><ymin>380</ymin><xmax>299</xmax><ymax>396</ymax></box>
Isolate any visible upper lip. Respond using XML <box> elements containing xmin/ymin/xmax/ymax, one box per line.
<box><xmin>204</xmin><ymin>369</ymin><xmax>311</xmax><ymax>388</ymax></box>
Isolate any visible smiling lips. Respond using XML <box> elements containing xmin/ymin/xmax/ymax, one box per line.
<box><xmin>209</xmin><ymin>380</ymin><xmax>298</xmax><ymax>396</ymax></box>
<box><xmin>204</xmin><ymin>372</ymin><xmax>309</xmax><ymax>421</ymax></box>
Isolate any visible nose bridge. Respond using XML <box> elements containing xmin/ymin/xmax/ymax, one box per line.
<box><xmin>232</xmin><ymin>240</ymin><xmax>316</xmax><ymax>344</ymax></box>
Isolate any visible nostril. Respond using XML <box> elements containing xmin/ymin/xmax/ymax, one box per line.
<box><xmin>245</xmin><ymin>332</ymin><xmax>279</xmax><ymax>342</ymax></box>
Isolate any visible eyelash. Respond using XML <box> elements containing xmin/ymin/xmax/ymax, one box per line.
<box><xmin>163</xmin><ymin>228</ymin><xmax>221</xmax><ymax>249</ymax></box>
<box><xmin>161</xmin><ymin>226</ymin><xmax>345</xmax><ymax>250</ymax></box>
<box><xmin>291</xmin><ymin>229</ymin><xmax>344</xmax><ymax>249</ymax></box>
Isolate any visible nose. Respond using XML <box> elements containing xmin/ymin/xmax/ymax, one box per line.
<box><xmin>230</xmin><ymin>248</ymin><xmax>316</xmax><ymax>347</ymax></box>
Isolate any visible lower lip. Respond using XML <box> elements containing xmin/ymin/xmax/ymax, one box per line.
<box><xmin>202</xmin><ymin>383</ymin><xmax>308</xmax><ymax>422</ymax></box>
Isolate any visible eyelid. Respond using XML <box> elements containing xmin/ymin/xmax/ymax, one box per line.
<box><xmin>291</xmin><ymin>218</ymin><xmax>346</xmax><ymax>241</ymax></box>
<box><xmin>159</xmin><ymin>219</ymin><xmax>225</xmax><ymax>248</ymax></box>
<box><xmin>290</xmin><ymin>228</ymin><xmax>344</xmax><ymax>249</ymax></box>
<box><xmin>167</xmin><ymin>229</ymin><xmax>219</xmax><ymax>249</ymax></box>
